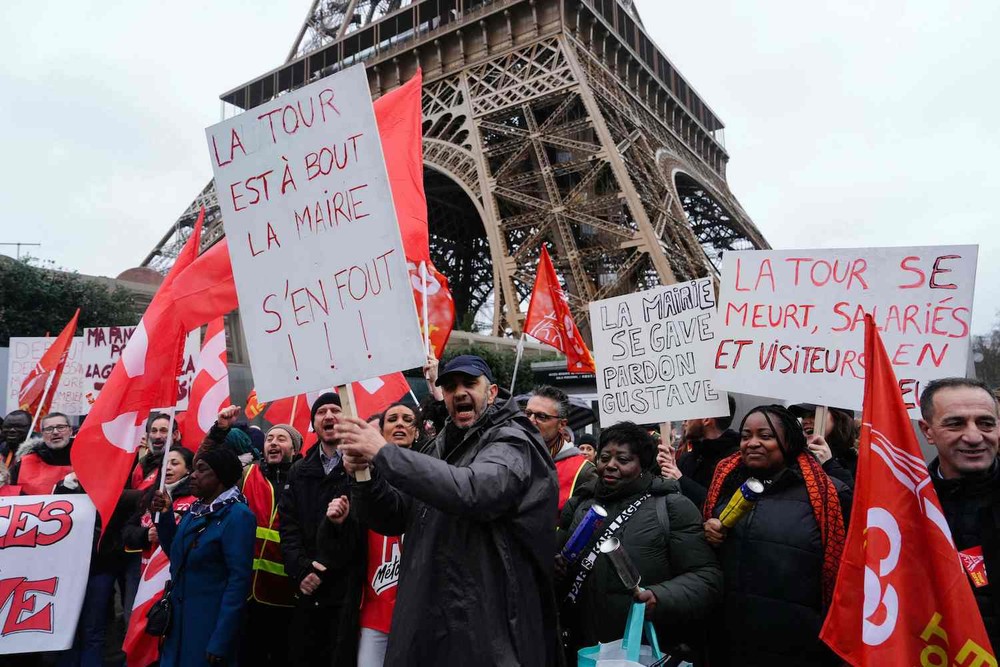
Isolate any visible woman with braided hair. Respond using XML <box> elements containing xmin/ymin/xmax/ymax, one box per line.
<box><xmin>703</xmin><ymin>404</ymin><xmax>851</xmax><ymax>667</ymax></box>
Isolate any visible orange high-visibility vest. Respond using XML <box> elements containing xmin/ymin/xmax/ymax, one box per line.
<box><xmin>555</xmin><ymin>454</ymin><xmax>591</xmax><ymax>511</ymax></box>
<box><xmin>18</xmin><ymin>452</ymin><xmax>72</xmax><ymax>495</ymax></box>
<box><xmin>242</xmin><ymin>464</ymin><xmax>295</xmax><ymax>607</ymax></box>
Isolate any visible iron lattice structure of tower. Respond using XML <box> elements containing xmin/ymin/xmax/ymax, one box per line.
<box><xmin>142</xmin><ymin>0</ymin><xmax>768</xmax><ymax>338</ymax></box>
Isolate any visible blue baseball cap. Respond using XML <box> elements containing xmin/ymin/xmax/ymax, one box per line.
<box><xmin>436</xmin><ymin>355</ymin><xmax>495</xmax><ymax>386</ymax></box>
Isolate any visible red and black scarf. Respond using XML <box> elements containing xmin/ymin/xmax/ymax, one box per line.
<box><xmin>703</xmin><ymin>452</ymin><xmax>846</xmax><ymax>607</ymax></box>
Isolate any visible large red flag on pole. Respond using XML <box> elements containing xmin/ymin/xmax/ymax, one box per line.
<box><xmin>72</xmin><ymin>211</ymin><xmax>205</xmax><ymax>533</ymax></box>
<box><xmin>122</xmin><ymin>547</ymin><xmax>170</xmax><ymax>666</ymax></box>
<box><xmin>408</xmin><ymin>259</ymin><xmax>454</xmax><ymax>359</ymax></box>
<box><xmin>20</xmin><ymin>308</ymin><xmax>79</xmax><ymax>428</ymax></box>
<box><xmin>181</xmin><ymin>317</ymin><xmax>231</xmax><ymax>447</ymax></box>
<box><xmin>523</xmin><ymin>245</ymin><xmax>595</xmax><ymax>373</ymax></box>
<box><xmin>820</xmin><ymin>314</ymin><xmax>996</xmax><ymax>666</ymax></box>
<box><xmin>375</xmin><ymin>68</ymin><xmax>428</xmax><ymax>264</ymax></box>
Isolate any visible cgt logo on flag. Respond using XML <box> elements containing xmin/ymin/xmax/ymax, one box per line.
<box><xmin>959</xmin><ymin>547</ymin><xmax>989</xmax><ymax>588</ymax></box>
<box><xmin>821</xmin><ymin>314</ymin><xmax>997</xmax><ymax>667</ymax></box>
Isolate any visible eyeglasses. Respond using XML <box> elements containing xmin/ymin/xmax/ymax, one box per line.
<box><xmin>524</xmin><ymin>409</ymin><xmax>561</xmax><ymax>423</ymax></box>
<box><xmin>42</xmin><ymin>424</ymin><xmax>70</xmax><ymax>434</ymax></box>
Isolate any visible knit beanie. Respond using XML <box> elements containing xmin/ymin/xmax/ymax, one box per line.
<box><xmin>224</xmin><ymin>427</ymin><xmax>255</xmax><ymax>458</ymax></box>
<box><xmin>310</xmin><ymin>392</ymin><xmax>342</xmax><ymax>424</ymax></box>
<box><xmin>267</xmin><ymin>424</ymin><xmax>304</xmax><ymax>453</ymax></box>
<box><xmin>196</xmin><ymin>446</ymin><xmax>243</xmax><ymax>488</ymax></box>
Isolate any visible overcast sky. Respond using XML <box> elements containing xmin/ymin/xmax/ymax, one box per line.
<box><xmin>1</xmin><ymin>1</ymin><xmax>998</xmax><ymax>332</ymax></box>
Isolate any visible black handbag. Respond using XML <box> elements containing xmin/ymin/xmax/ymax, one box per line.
<box><xmin>144</xmin><ymin>523</ymin><xmax>206</xmax><ymax>637</ymax></box>
<box><xmin>144</xmin><ymin>581</ymin><xmax>174</xmax><ymax>637</ymax></box>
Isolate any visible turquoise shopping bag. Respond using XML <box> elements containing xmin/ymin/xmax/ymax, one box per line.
<box><xmin>577</xmin><ymin>600</ymin><xmax>664</xmax><ymax>666</ymax></box>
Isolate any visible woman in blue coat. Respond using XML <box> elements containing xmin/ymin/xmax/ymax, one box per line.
<box><xmin>153</xmin><ymin>446</ymin><xmax>256</xmax><ymax>666</ymax></box>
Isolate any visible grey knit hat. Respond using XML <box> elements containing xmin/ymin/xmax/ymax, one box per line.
<box><xmin>267</xmin><ymin>424</ymin><xmax>304</xmax><ymax>453</ymax></box>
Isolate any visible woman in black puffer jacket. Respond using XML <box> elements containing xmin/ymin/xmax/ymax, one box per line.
<box><xmin>703</xmin><ymin>405</ymin><xmax>851</xmax><ymax>667</ymax></box>
<box><xmin>557</xmin><ymin>422</ymin><xmax>722</xmax><ymax>660</ymax></box>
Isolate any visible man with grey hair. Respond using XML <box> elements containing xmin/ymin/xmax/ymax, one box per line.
<box><xmin>11</xmin><ymin>411</ymin><xmax>74</xmax><ymax>495</ymax></box>
<box><xmin>526</xmin><ymin>384</ymin><xmax>596</xmax><ymax>512</ymax></box>
<box><xmin>921</xmin><ymin>377</ymin><xmax>1000</xmax><ymax>650</ymax></box>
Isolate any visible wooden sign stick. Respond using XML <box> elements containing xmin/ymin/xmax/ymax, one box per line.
<box><xmin>337</xmin><ymin>384</ymin><xmax>370</xmax><ymax>481</ymax></box>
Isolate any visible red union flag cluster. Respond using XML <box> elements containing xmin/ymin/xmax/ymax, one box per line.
<box><xmin>71</xmin><ymin>210</ymin><xmax>238</xmax><ymax>534</ymax></box>
<box><xmin>820</xmin><ymin>314</ymin><xmax>996</xmax><ymax>666</ymax></box>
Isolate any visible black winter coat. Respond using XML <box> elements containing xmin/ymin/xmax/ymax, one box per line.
<box><xmin>930</xmin><ymin>458</ymin><xmax>1000</xmax><ymax>651</ymax></box>
<box><xmin>352</xmin><ymin>398</ymin><xmax>561</xmax><ymax>667</ymax></box>
<box><xmin>676</xmin><ymin>430</ymin><xmax>740</xmax><ymax>508</ymax></box>
<box><xmin>558</xmin><ymin>476</ymin><xmax>722</xmax><ymax>653</ymax></box>
<box><xmin>709</xmin><ymin>464</ymin><xmax>851</xmax><ymax>667</ymax></box>
<box><xmin>277</xmin><ymin>445</ymin><xmax>360</xmax><ymax>606</ymax></box>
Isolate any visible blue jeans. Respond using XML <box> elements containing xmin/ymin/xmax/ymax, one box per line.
<box><xmin>57</xmin><ymin>571</ymin><xmax>117</xmax><ymax>667</ymax></box>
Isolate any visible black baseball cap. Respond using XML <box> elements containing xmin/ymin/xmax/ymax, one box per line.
<box><xmin>436</xmin><ymin>355</ymin><xmax>495</xmax><ymax>386</ymax></box>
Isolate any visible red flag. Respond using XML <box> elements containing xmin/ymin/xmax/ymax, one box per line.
<box><xmin>19</xmin><ymin>308</ymin><xmax>79</xmax><ymax>419</ymax></box>
<box><xmin>170</xmin><ymin>238</ymin><xmax>239</xmax><ymax>331</ymax></box>
<box><xmin>245</xmin><ymin>389</ymin><xmax>267</xmax><ymax>420</ymax></box>
<box><xmin>408</xmin><ymin>260</ymin><xmax>454</xmax><ymax>359</ymax></box>
<box><xmin>72</xmin><ymin>211</ymin><xmax>205</xmax><ymax>532</ymax></box>
<box><xmin>353</xmin><ymin>373</ymin><xmax>411</xmax><ymax>421</ymax></box>
<box><xmin>265</xmin><ymin>394</ymin><xmax>311</xmax><ymax>443</ymax></box>
<box><xmin>523</xmin><ymin>245</ymin><xmax>595</xmax><ymax>373</ymax></box>
<box><xmin>122</xmin><ymin>547</ymin><xmax>171</xmax><ymax>666</ymax></box>
<box><xmin>180</xmin><ymin>318</ymin><xmax>231</xmax><ymax>447</ymax></box>
<box><xmin>375</xmin><ymin>69</ymin><xmax>429</xmax><ymax>263</ymax></box>
<box><xmin>820</xmin><ymin>314</ymin><xmax>996</xmax><ymax>665</ymax></box>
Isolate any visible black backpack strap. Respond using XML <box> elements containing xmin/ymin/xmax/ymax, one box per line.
<box><xmin>656</xmin><ymin>494</ymin><xmax>671</xmax><ymax>538</ymax></box>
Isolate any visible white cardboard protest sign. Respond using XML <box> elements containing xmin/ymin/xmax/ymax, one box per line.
<box><xmin>590</xmin><ymin>278</ymin><xmax>728</xmax><ymax>427</ymax></box>
<box><xmin>206</xmin><ymin>64</ymin><xmax>424</xmax><ymax>402</ymax></box>
<box><xmin>6</xmin><ymin>337</ymin><xmax>86</xmax><ymax>416</ymax></box>
<box><xmin>0</xmin><ymin>495</ymin><xmax>96</xmax><ymax>655</ymax></box>
<box><xmin>79</xmin><ymin>327</ymin><xmax>200</xmax><ymax>414</ymax></box>
<box><xmin>713</xmin><ymin>246</ymin><xmax>977</xmax><ymax>417</ymax></box>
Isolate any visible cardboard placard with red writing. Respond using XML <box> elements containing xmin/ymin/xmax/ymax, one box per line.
<box><xmin>80</xmin><ymin>327</ymin><xmax>200</xmax><ymax>414</ymax></box>
<box><xmin>589</xmin><ymin>278</ymin><xmax>728</xmax><ymax>427</ymax></box>
<box><xmin>713</xmin><ymin>246</ymin><xmax>977</xmax><ymax>417</ymax></box>
<box><xmin>205</xmin><ymin>64</ymin><xmax>424</xmax><ymax>401</ymax></box>
<box><xmin>0</xmin><ymin>494</ymin><xmax>96</xmax><ymax>655</ymax></box>
<box><xmin>5</xmin><ymin>337</ymin><xmax>85</xmax><ymax>415</ymax></box>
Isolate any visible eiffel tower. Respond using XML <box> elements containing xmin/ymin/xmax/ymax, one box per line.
<box><xmin>141</xmin><ymin>0</ymin><xmax>768</xmax><ymax>338</ymax></box>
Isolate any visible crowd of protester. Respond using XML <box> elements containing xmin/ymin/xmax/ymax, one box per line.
<box><xmin>2</xmin><ymin>353</ymin><xmax>999</xmax><ymax>666</ymax></box>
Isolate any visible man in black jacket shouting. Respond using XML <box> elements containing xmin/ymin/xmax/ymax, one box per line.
<box><xmin>336</xmin><ymin>355</ymin><xmax>562</xmax><ymax>666</ymax></box>
<box><xmin>278</xmin><ymin>392</ymin><xmax>361</xmax><ymax>666</ymax></box>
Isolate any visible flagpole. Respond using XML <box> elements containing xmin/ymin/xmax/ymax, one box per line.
<box><xmin>420</xmin><ymin>261</ymin><xmax>431</xmax><ymax>355</ymax></box>
<box><xmin>153</xmin><ymin>406</ymin><xmax>177</xmax><ymax>522</ymax></box>
<box><xmin>509</xmin><ymin>331</ymin><xmax>526</xmax><ymax>395</ymax></box>
<box><xmin>291</xmin><ymin>394</ymin><xmax>300</xmax><ymax>424</ymax></box>
<box><xmin>27</xmin><ymin>372</ymin><xmax>57</xmax><ymax>437</ymax></box>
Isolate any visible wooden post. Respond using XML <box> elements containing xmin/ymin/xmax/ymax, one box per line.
<box><xmin>338</xmin><ymin>384</ymin><xmax>370</xmax><ymax>481</ymax></box>
<box><xmin>659</xmin><ymin>422</ymin><xmax>673</xmax><ymax>450</ymax></box>
<box><xmin>813</xmin><ymin>406</ymin><xmax>829</xmax><ymax>439</ymax></box>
